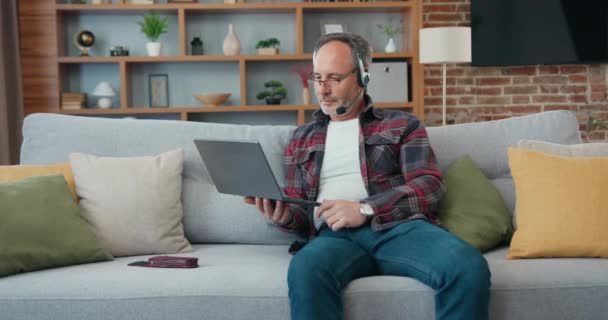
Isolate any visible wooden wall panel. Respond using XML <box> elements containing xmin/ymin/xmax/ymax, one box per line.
<box><xmin>19</xmin><ymin>0</ymin><xmax>58</xmax><ymax>116</ymax></box>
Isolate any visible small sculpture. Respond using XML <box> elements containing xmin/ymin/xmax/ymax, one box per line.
<box><xmin>74</xmin><ymin>30</ymin><xmax>95</xmax><ymax>56</ymax></box>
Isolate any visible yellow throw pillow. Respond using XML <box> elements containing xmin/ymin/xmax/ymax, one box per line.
<box><xmin>507</xmin><ymin>148</ymin><xmax>608</xmax><ymax>259</ymax></box>
<box><xmin>0</xmin><ymin>163</ymin><xmax>77</xmax><ymax>202</ymax></box>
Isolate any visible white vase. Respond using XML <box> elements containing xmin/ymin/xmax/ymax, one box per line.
<box><xmin>302</xmin><ymin>87</ymin><xmax>311</xmax><ymax>105</ymax></box>
<box><xmin>385</xmin><ymin>37</ymin><xmax>396</xmax><ymax>53</ymax></box>
<box><xmin>222</xmin><ymin>24</ymin><xmax>241</xmax><ymax>56</ymax></box>
<box><xmin>146</xmin><ymin>42</ymin><xmax>162</xmax><ymax>56</ymax></box>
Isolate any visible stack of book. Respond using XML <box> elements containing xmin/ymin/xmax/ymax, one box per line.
<box><xmin>61</xmin><ymin>92</ymin><xmax>86</xmax><ymax>110</ymax></box>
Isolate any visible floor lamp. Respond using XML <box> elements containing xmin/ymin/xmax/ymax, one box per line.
<box><xmin>419</xmin><ymin>27</ymin><xmax>471</xmax><ymax>126</ymax></box>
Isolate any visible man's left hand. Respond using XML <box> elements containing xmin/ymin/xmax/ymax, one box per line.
<box><xmin>316</xmin><ymin>200</ymin><xmax>368</xmax><ymax>231</ymax></box>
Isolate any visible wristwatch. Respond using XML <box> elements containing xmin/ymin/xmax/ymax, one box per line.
<box><xmin>359</xmin><ymin>202</ymin><xmax>374</xmax><ymax>218</ymax></box>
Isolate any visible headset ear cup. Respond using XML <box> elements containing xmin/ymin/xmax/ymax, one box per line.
<box><xmin>357</xmin><ymin>54</ymin><xmax>370</xmax><ymax>87</ymax></box>
<box><xmin>362</xmin><ymin>72</ymin><xmax>370</xmax><ymax>87</ymax></box>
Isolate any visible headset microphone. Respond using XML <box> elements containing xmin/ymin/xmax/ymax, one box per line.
<box><xmin>335</xmin><ymin>88</ymin><xmax>364</xmax><ymax>115</ymax></box>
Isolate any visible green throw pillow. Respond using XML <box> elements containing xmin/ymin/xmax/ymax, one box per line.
<box><xmin>0</xmin><ymin>174</ymin><xmax>113</xmax><ymax>277</ymax></box>
<box><xmin>438</xmin><ymin>155</ymin><xmax>513</xmax><ymax>252</ymax></box>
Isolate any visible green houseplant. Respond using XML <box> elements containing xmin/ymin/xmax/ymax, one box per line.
<box><xmin>256</xmin><ymin>80</ymin><xmax>287</xmax><ymax>105</ymax></box>
<box><xmin>137</xmin><ymin>12</ymin><xmax>169</xmax><ymax>56</ymax></box>
<box><xmin>255</xmin><ymin>37</ymin><xmax>281</xmax><ymax>55</ymax></box>
<box><xmin>377</xmin><ymin>21</ymin><xmax>401</xmax><ymax>53</ymax></box>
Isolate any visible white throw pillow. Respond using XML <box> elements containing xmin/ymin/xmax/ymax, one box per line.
<box><xmin>69</xmin><ymin>149</ymin><xmax>192</xmax><ymax>257</ymax></box>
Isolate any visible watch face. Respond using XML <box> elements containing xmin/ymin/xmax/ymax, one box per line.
<box><xmin>360</xmin><ymin>204</ymin><xmax>374</xmax><ymax>216</ymax></box>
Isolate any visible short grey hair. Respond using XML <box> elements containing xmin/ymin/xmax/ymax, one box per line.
<box><xmin>312</xmin><ymin>32</ymin><xmax>372</xmax><ymax>70</ymax></box>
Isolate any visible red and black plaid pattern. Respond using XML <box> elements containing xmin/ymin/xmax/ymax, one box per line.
<box><xmin>278</xmin><ymin>96</ymin><xmax>445</xmax><ymax>239</ymax></box>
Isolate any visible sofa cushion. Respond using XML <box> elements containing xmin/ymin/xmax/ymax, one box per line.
<box><xmin>507</xmin><ymin>148</ymin><xmax>608</xmax><ymax>258</ymax></box>
<box><xmin>0</xmin><ymin>163</ymin><xmax>77</xmax><ymax>201</ymax></box>
<box><xmin>69</xmin><ymin>149</ymin><xmax>192</xmax><ymax>257</ymax></box>
<box><xmin>0</xmin><ymin>174</ymin><xmax>112</xmax><ymax>277</ymax></box>
<box><xmin>438</xmin><ymin>155</ymin><xmax>513</xmax><ymax>252</ymax></box>
<box><xmin>1</xmin><ymin>245</ymin><xmax>607</xmax><ymax>320</ymax></box>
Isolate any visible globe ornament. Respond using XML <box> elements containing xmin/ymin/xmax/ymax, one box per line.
<box><xmin>74</xmin><ymin>30</ymin><xmax>95</xmax><ymax>56</ymax></box>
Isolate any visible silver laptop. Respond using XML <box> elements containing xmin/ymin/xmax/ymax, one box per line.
<box><xmin>194</xmin><ymin>139</ymin><xmax>321</xmax><ymax>207</ymax></box>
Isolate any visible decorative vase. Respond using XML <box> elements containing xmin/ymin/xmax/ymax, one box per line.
<box><xmin>385</xmin><ymin>37</ymin><xmax>396</xmax><ymax>53</ymax></box>
<box><xmin>190</xmin><ymin>37</ymin><xmax>203</xmax><ymax>55</ymax></box>
<box><xmin>146</xmin><ymin>42</ymin><xmax>162</xmax><ymax>56</ymax></box>
<box><xmin>302</xmin><ymin>87</ymin><xmax>311</xmax><ymax>105</ymax></box>
<box><xmin>222</xmin><ymin>24</ymin><xmax>241</xmax><ymax>56</ymax></box>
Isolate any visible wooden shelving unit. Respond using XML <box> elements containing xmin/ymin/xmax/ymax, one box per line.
<box><xmin>51</xmin><ymin>0</ymin><xmax>423</xmax><ymax>125</ymax></box>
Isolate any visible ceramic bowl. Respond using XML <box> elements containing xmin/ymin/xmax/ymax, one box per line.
<box><xmin>193</xmin><ymin>93</ymin><xmax>231</xmax><ymax>106</ymax></box>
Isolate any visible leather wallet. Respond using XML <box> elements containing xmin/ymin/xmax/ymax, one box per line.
<box><xmin>128</xmin><ymin>256</ymin><xmax>199</xmax><ymax>268</ymax></box>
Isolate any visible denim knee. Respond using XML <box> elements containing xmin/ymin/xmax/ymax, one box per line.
<box><xmin>452</xmin><ymin>251</ymin><xmax>491</xmax><ymax>292</ymax></box>
<box><xmin>288</xmin><ymin>252</ymin><xmax>333</xmax><ymax>291</ymax></box>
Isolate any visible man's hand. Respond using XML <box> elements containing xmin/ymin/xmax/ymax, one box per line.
<box><xmin>316</xmin><ymin>200</ymin><xmax>367</xmax><ymax>231</ymax></box>
<box><xmin>244</xmin><ymin>197</ymin><xmax>292</xmax><ymax>225</ymax></box>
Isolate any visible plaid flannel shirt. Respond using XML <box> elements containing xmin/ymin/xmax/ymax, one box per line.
<box><xmin>278</xmin><ymin>96</ymin><xmax>446</xmax><ymax>239</ymax></box>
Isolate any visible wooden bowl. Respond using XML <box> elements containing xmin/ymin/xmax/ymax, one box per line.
<box><xmin>193</xmin><ymin>93</ymin><xmax>231</xmax><ymax>106</ymax></box>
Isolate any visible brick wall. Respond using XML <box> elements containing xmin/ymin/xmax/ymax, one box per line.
<box><xmin>421</xmin><ymin>0</ymin><xmax>608</xmax><ymax>141</ymax></box>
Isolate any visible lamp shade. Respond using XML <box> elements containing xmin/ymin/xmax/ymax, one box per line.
<box><xmin>419</xmin><ymin>27</ymin><xmax>471</xmax><ymax>64</ymax></box>
<box><xmin>92</xmin><ymin>81</ymin><xmax>116</xmax><ymax>97</ymax></box>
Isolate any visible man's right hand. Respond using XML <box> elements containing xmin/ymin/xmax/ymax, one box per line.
<box><xmin>244</xmin><ymin>197</ymin><xmax>293</xmax><ymax>225</ymax></box>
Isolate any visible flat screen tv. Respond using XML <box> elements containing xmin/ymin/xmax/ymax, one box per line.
<box><xmin>471</xmin><ymin>1</ymin><xmax>608</xmax><ymax>66</ymax></box>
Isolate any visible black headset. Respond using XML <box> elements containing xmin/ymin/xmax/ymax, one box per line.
<box><xmin>355</xmin><ymin>53</ymin><xmax>371</xmax><ymax>88</ymax></box>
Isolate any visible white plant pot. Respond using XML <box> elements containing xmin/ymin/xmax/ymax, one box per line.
<box><xmin>385</xmin><ymin>37</ymin><xmax>396</xmax><ymax>53</ymax></box>
<box><xmin>146</xmin><ymin>42</ymin><xmax>162</xmax><ymax>56</ymax></box>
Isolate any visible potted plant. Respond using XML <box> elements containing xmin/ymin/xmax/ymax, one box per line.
<box><xmin>256</xmin><ymin>80</ymin><xmax>287</xmax><ymax>105</ymax></box>
<box><xmin>377</xmin><ymin>21</ymin><xmax>401</xmax><ymax>53</ymax></box>
<box><xmin>290</xmin><ymin>63</ymin><xmax>313</xmax><ymax>105</ymax></box>
<box><xmin>137</xmin><ymin>12</ymin><xmax>169</xmax><ymax>56</ymax></box>
<box><xmin>255</xmin><ymin>37</ymin><xmax>281</xmax><ymax>55</ymax></box>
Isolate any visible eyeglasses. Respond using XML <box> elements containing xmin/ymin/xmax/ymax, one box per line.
<box><xmin>307</xmin><ymin>69</ymin><xmax>357</xmax><ymax>88</ymax></box>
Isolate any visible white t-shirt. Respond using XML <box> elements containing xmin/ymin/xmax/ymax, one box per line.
<box><xmin>314</xmin><ymin>118</ymin><xmax>369</xmax><ymax>229</ymax></box>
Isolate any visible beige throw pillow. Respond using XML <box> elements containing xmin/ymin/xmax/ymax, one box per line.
<box><xmin>69</xmin><ymin>149</ymin><xmax>192</xmax><ymax>257</ymax></box>
<box><xmin>517</xmin><ymin>140</ymin><xmax>608</xmax><ymax>157</ymax></box>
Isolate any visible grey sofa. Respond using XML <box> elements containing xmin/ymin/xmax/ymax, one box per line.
<box><xmin>2</xmin><ymin>110</ymin><xmax>608</xmax><ymax>320</ymax></box>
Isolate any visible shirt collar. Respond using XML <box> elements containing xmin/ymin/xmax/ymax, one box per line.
<box><xmin>311</xmin><ymin>94</ymin><xmax>383</xmax><ymax>123</ymax></box>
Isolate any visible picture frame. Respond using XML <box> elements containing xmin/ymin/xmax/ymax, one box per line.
<box><xmin>320</xmin><ymin>21</ymin><xmax>346</xmax><ymax>35</ymax></box>
<box><xmin>148</xmin><ymin>74</ymin><xmax>169</xmax><ymax>108</ymax></box>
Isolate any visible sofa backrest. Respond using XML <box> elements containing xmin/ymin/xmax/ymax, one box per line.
<box><xmin>426</xmin><ymin>110</ymin><xmax>582</xmax><ymax>214</ymax></box>
<box><xmin>21</xmin><ymin>114</ymin><xmax>300</xmax><ymax>245</ymax></box>
<box><xmin>21</xmin><ymin>110</ymin><xmax>581</xmax><ymax>244</ymax></box>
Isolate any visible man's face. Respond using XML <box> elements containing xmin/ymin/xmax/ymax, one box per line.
<box><xmin>312</xmin><ymin>41</ymin><xmax>362</xmax><ymax>120</ymax></box>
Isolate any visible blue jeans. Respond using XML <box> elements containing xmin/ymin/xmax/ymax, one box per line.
<box><xmin>287</xmin><ymin>219</ymin><xmax>490</xmax><ymax>320</ymax></box>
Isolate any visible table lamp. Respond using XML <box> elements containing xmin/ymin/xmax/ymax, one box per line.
<box><xmin>92</xmin><ymin>81</ymin><xmax>116</xmax><ymax>109</ymax></box>
<box><xmin>419</xmin><ymin>27</ymin><xmax>471</xmax><ymax>126</ymax></box>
